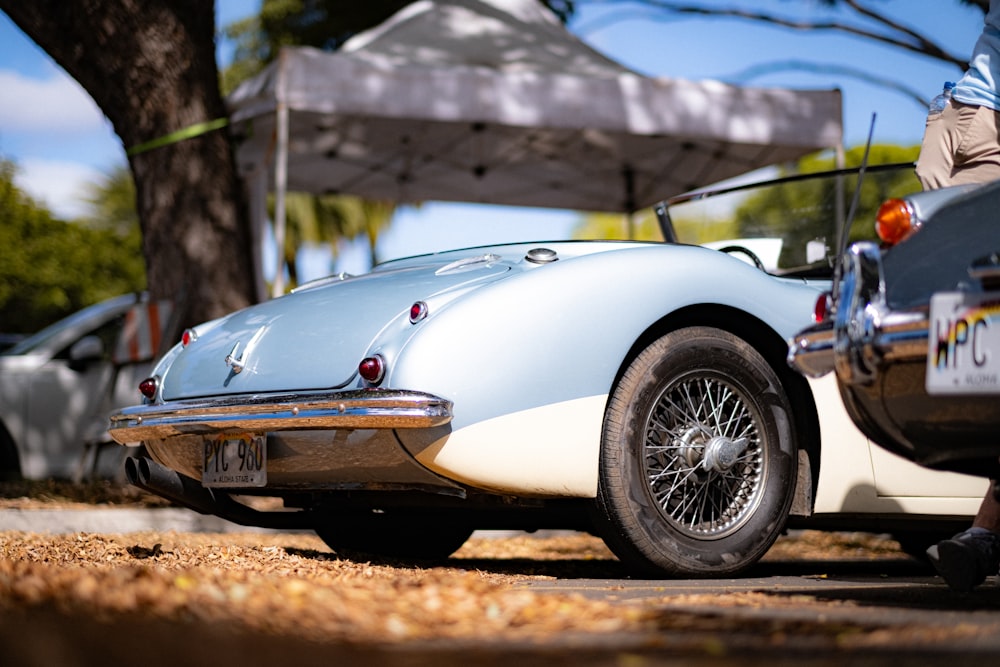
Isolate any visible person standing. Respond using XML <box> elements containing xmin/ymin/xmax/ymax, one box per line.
<box><xmin>916</xmin><ymin>0</ymin><xmax>1000</xmax><ymax>592</ymax></box>
<box><xmin>916</xmin><ymin>0</ymin><xmax>1000</xmax><ymax>189</ymax></box>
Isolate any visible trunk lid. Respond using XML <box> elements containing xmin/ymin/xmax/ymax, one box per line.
<box><xmin>160</xmin><ymin>255</ymin><xmax>510</xmax><ymax>400</ymax></box>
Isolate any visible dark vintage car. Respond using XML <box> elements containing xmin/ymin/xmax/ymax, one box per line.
<box><xmin>789</xmin><ymin>177</ymin><xmax>1000</xmax><ymax>490</ymax></box>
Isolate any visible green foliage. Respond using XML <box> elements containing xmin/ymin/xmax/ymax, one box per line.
<box><xmin>571</xmin><ymin>211</ymin><xmax>663</xmax><ymax>241</ymax></box>
<box><xmin>78</xmin><ymin>166</ymin><xmax>138</xmax><ymax>237</ymax></box>
<box><xmin>670</xmin><ymin>214</ymin><xmax>740</xmax><ymax>246</ymax></box>
<box><xmin>0</xmin><ymin>160</ymin><xmax>145</xmax><ymax>334</ymax></box>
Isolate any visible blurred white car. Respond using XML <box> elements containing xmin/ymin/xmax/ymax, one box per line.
<box><xmin>0</xmin><ymin>293</ymin><xmax>171</xmax><ymax>480</ymax></box>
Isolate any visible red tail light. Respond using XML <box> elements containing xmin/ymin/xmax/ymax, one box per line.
<box><xmin>181</xmin><ymin>329</ymin><xmax>198</xmax><ymax>346</ymax></box>
<box><xmin>139</xmin><ymin>376</ymin><xmax>158</xmax><ymax>400</ymax></box>
<box><xmin>409</xmin><ymin>301</ymin><xmax>428</xmax><ymax>324</ymax></box>
<box><xmin>358</xmin><ymin>355</ymin><xmax>386</xmax><ymax>385</ymax></box>
<box><xmin>813</xmin><ymin>293</ymin><xmax>831</xmax><ymax>323</ymax></box>
<box><xmin>876</xmin><ymin>198</ymin><xmax>917</xmax><ymax>246</ymax></box>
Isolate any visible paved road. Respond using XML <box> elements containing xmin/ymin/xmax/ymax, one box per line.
<box><xmin>0</xmin><ymin>506</ymin><xmax>264</xmax><ymax>534</ymax></box>
<box><xmin>521</xmin><ymin>556</ymin><xmax>1000</xmax><ymax>658</ymax></box>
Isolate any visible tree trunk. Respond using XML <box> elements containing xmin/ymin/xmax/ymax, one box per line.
<box><xmin>1</xmin><ymin>0</ymin><xmax>257</xmax><ymax>341</ymax></box>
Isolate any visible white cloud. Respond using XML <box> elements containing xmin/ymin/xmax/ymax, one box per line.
<box><xmin>14</xmin><ymin>158</ymin><xmax>103</xmax><ymax>219</ymax></box>
<box><xmin>0</xmin><ymin>69</ymin><xmax>106</xmax><ymax>132</ymax></box>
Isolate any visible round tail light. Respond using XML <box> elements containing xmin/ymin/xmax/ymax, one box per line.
<box><xmin>409</xmin><ymin>301</ymin><xmax>428</xmax><ymax>324</ymax></box>
<box><xmin>813</xmin><ymin>292</ymin><xmax>831</xmax><ymax>323</ymax></box>
<box><xmin>358</xmin><ymin>355</ymin><xmax>386</xmax><ymax>385</ymax></box>
<box><xmin>139</xmin><ymin>376</ymin><xmax>158</xmax><ymax>400</ymax></box>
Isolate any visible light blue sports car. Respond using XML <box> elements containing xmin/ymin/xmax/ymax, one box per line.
<box><xmin>108</xmin><ymin>165</ymin><xmax>985</xmax><ymax>576</ymax></box>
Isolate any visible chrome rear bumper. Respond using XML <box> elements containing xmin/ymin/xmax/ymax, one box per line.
<box><xmin>108</xmin><ymin>389</ymin><xmax>453</xmax><ymax>443</ymax></box>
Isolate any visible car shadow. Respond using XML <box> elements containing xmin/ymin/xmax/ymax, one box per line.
<box><xmin>284</xmin><ymin>542</ymin><xmax>1000</xmax><ymax>612</ymax></box>
<box><xmin>438</xmin><ymin>554</ymin><xmax>937</xmax><ymax>581</ymax></box>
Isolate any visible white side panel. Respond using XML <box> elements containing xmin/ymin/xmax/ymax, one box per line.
<box><xmin>811</xmin><ymin>375</ymin><xmax>985</xmax><ymax>516</ymax></box>
<box><xmin>415</xmin><ymin>395</ymin><xmax>606</xmax><ymax>497</ymax></box>
<box><xmin>811</xmin><ymin>375</ymin><xmax>879</xmax><ymax>513</ymax></box>
<box><xmin>869</xmin><ymin>435</ymin><xmax>987</xmax><ymax>500</ymax></box>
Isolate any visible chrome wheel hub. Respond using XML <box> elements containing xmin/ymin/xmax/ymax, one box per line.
<box><xmin>644</xmin><ymin>374</ymin><xmax>765</xmax><ymax>539</ymax></box>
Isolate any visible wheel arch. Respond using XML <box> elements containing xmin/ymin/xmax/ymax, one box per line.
<box><xmin>609</xmin><ymin>304</ymin><xmax>822</xmax><ymax>515</ymax></box>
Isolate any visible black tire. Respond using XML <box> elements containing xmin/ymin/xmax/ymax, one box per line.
<box><xmin>314</xmin><ymin>512</ymin><xmax>473</xmax><ymax>563</ymax></box>
<box><xmin>594</xmin><ymin>326</ymin><xmax>797</xmax><ymax>577</ymax></box>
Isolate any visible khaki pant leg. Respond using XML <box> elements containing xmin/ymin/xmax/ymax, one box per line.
<box><xmin>952</xmin><ymin>103</ymin><xmax>1000</xmax><ymax>186</ymax></box>
<box><xmin>916</xmin><ymin>101</ymin><xmax>1000</xmax><ymax>189</ymax></box>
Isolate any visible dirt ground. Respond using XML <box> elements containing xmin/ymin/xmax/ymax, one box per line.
<box><xmin>1</xmin><ymin>480</ymin><xmax>997</xmax><ymax>666</ymax></box>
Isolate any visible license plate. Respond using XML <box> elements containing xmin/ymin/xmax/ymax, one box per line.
<box><xmin>202</xmin><ymin>433</ymin><xmax>267</xmax><ymax>487</ymax></box>
<box><xmin>926</xmin><ymin>291</ymin><xmax>1000</xmax><ymax>394</ymax></box>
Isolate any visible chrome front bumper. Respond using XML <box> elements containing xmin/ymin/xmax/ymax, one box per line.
<box><xmin>788</xmin><ymin>242</ymin><xmax>929</xmax><ymax>385</ymax></box>
<box><xmin>108</xmin><ymin>389</ymin><xmax>453</xmax><ymax>444</ymax></box>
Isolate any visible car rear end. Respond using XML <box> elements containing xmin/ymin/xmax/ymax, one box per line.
<box><xmin>789</xmin><ymin>180</ymin><xmax>1000</xmax><ymax>477</ymax></box>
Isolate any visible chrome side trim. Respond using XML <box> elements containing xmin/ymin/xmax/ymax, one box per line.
<box><xmin>108</xmin><ymin>389</ymin><xmax>453</xmax><ymax>443</ymax></box>
<box><xmin>869</xmin><ymin>311</ymin><xmax>929</xmax><ymax>363</ymax></box>
<box><xmin>833</xmin><ymin>242</ymin><xmax>887</xmax><ymax>385</ymax></box>
<box><xmin>834</xmin><ymin>243</ymin><xmax>931</xmax><ymax>385</ymax></box>
<box><xmin>788</xmin><ymin>242</ymin><xmax>930</xmax><ymax>384</ymax></box>
<box><xmin>787</xmin><ymin>321</ymin><xmax>836</xmax><ymax>378</ymax></box>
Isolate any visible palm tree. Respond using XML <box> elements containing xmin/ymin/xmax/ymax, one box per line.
<box><xmin>276</xmin><ymin>192</ymin><xmax>396</xmax><ymax>286</ymax></box>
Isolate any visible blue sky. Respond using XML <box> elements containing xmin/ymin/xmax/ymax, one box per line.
<box><xmin>0</xmin><ymin>0</ymin><xmax>986</xmax><ymax>278</ymax></box>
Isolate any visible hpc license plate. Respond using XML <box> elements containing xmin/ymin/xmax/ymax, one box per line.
<box><xmin>926</xmin><ymin>291</ymin><xmax>1000</xmax><ymax>395</ymax></box>
<box><xmin>202</xmin><ymin>433</ymin><xmax>267</xmax><ymax>487</ymax></box>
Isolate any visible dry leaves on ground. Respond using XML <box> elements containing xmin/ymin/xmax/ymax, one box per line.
<box><xmin>0</xmin><ymin>528</ymin><xmax>922</xmax><ymax>650</ymax></box>
<box><xmin>0</xmin><ymin>479</ymin><xmax>942</xmax><ymax>651</ymax></box>
<box><xmin>0</xmin><ymin>531</ymin><xmax>651</xmax><ymax>645</ymax></box>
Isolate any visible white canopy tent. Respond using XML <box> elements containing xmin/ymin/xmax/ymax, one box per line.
<box><xmin>227</xmin><ymin>0</ymin><xmax>843</xmax><ymax>296</ymax></box>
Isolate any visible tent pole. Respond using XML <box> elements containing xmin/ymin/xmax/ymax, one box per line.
<box><xmin>272</xmin><ymin>100</ymin><xmax>289</xmax><ymax>298</ymax></box>
<box><xmin>623</xmin><ymin>166</ymin><xmax>636</xmax><ymax>240</ymax></box>
<box><xmin>249</xmin><ymin>166</ymin><xmax>268</xmax><ymax>303</ymax></box>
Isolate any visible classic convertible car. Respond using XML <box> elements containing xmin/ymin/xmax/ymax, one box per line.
<box><xmin>109</xmin><ymin>166</ymin><xmax>986</xmax><ymax>577</ymax></box>
<box><xmin>789</xmin><ymin>177</ymin><xmax>1000</xmax><ymax>490</ymax></box>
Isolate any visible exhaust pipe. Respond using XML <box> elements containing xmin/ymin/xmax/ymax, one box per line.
<box><xmin>125</xmin><ymin>456</ymin><xmax>219</xmax><ymax>514</ymax></box>
<box><xmin>125</xmin><ymin>456</ymin><xmax>314</xmax><ymax>530</ymax></box>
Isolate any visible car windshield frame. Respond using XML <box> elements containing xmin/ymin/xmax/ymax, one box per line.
<box><xmin>656</xmin><ymin>162</ymin><xmax>917</xmax><ymax>278</ymax></box>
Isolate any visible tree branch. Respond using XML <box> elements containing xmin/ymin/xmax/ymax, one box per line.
<box><xmin>574</xmin><ymin>0</ymin><xmax>970</xmax><ymax>71</ymax></box>
<box><xmin>731</xmin><ymin>59</ymin><xmax>929</xmax><ymax>109</ymax></box>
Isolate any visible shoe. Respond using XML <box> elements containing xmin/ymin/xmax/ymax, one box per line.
<box><xmin>926</xmin><ymin>527</ymin><xmax>1000</xmax><ymax>592</ymax></box>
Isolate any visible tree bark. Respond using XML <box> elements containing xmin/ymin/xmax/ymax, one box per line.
<box><xmin>1</xmin><ymin>0</ymin><xmax>257</xmax><ymax>340</ymax></box>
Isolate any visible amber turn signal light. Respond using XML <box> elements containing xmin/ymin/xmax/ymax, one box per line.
<box><xmin>875</xmin><ymin>198</ymin><xmax>917</xmax><ymax>246</ymax></box>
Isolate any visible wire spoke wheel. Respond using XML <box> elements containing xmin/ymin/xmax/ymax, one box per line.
<box><xmin>594</xmin><ymin>326</ymin><xmax>796</xmax><ymax>577</ymax></box>
<box><xmin>645</xmin><ymin>374</ymin><xmax>764</xmax><ymax>539</ymax></box>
